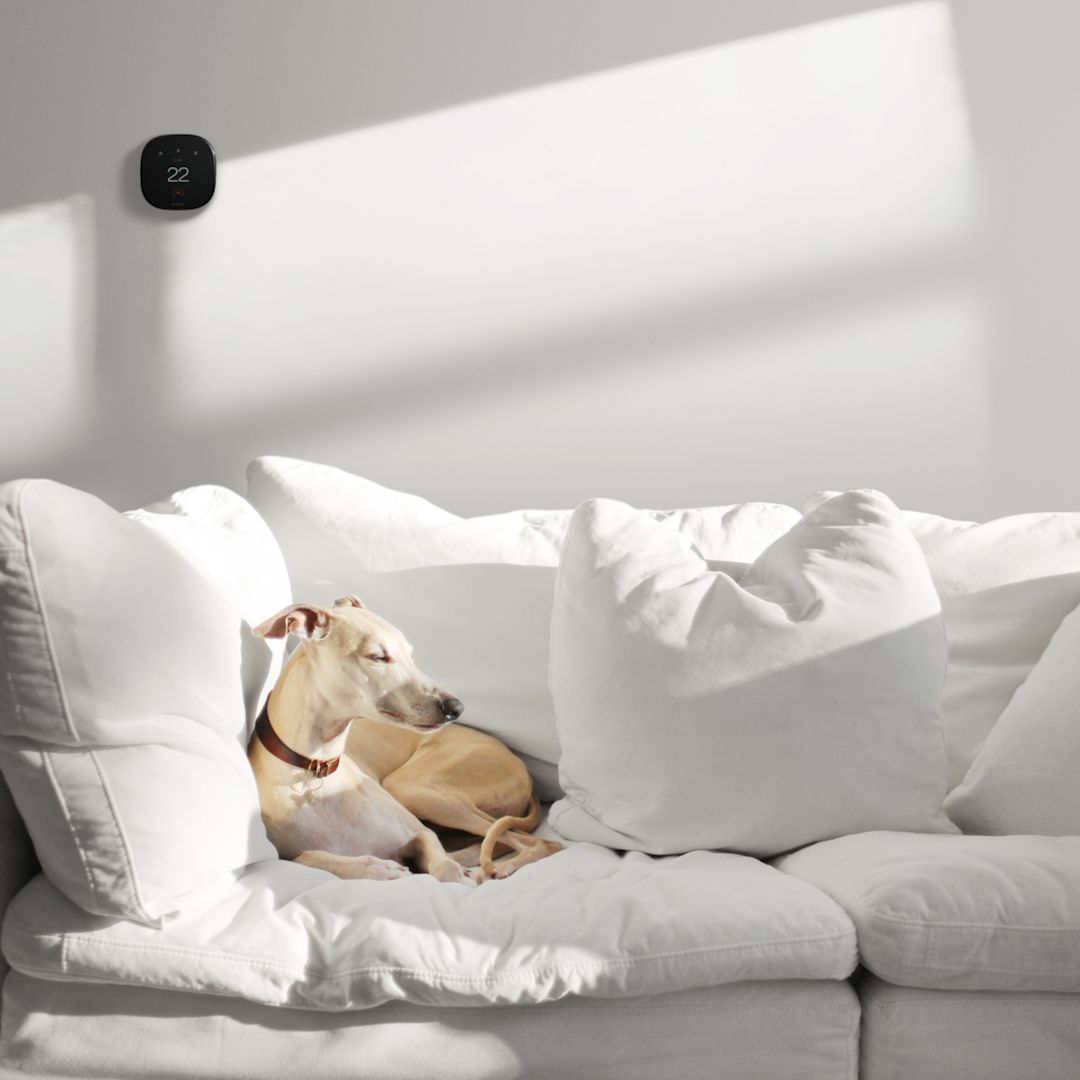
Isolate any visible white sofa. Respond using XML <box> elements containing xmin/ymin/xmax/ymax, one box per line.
<box><xmin>0</xmin><ymin>462</ymin><xmax>1076</xmax><ymax>1080</ymax></box>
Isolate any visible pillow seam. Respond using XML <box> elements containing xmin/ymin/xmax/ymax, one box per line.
<box><xmin>39</xmin><ymin>749</ymin><xmax>101</xmax><ymax>907</ymax></box>
<box><xmin>6</xmin><ymin>482</ymin><xmax>101</xmax><ymax>908</ymax></box>
<box><xmin>24</xmin><ymin>924</ymin><xmax>855</xmax><ymax>983</ymax></box>
<box><xmin>18</xmin><ymin>482</ymin><xmax>154</xmax><ymax>925</ymax></box>
<box><xmin>85</xmin><ymin>746</ymin><xmax>156</xmax><ymax>923</ymax></box>
<box><xmin>869</xmin><ymin>909</ymin><xmax>1080</xmax><ymax>933</ymax></box>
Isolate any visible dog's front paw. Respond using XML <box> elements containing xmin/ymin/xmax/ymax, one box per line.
<box><xmin>353</xmin><ymin>855</ymin><xmax>411</xmax><ymax>881</ymax></box>
<box><xmin>430</xmin><ymin>859</ymin><xmax>477</xmax><ymax>886</ymax></box>
<box><xmin>477</xmin><ymin>861</ymin><xmax>520</xmax><ymax>882</ymax></box>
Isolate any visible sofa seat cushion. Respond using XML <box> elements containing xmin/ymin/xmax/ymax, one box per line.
<box><xmin>775</xmin><ymin>832</ymin><xmax>1080</xmax><ymax>992</ymax></box>
<box><xmin>3</xmin><ymin>841</ymin><xmax>856</xmax><ymax>1010</ymax></box>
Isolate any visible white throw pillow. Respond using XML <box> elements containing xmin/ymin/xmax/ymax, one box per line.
<box><xmin>904</xmin><ymin>509</ymin><xmax>1080</xmax><ymax>788</ymax></box>
<box><xmin>245</xmin><ymin>456</ymin><xmax>801</xmax><ymax>797</ymax></box>
<box><xmin>0</xmin><ymin>480</ymin><xmax>286</xmax><ymax>925</ymax></box>
<box><xmin>549</xmin><ymin>490</ymin><xmax>954</xmax><ymax>857</ymax></box>
<box><xmin>807</xmin><ymin>496</ymin><xmax>1080</xmax><ymax>789</ymax></box>
<box><xmin>125</xmin><ymin>485</ymin><xmax>292</xmax><ymax>723</ymax></box>
<box><xmin>944</xmin><ymin>596</ymin><xmax>1080</xmax><ymax>835</ymax></box>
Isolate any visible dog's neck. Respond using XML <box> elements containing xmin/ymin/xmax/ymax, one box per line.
<box><xmin>265</xmin><ymin>649</ymin><xmax>355</xmax><ymax>763</ymax></box>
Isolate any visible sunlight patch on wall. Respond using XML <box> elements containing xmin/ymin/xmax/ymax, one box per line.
<box><xmin>163</xmin><ymin>0</ymin><xmax>978</xmax><ymax>422</ymax></box>
<box><xmin>0</xmin><ymin>196</ymin><xmax>94</xmax><ymax>468</ymax></box>
<box><xmin>304</xmin><ymin>279</ymin><xmax>991</xmax><ymax>518</ymax></box>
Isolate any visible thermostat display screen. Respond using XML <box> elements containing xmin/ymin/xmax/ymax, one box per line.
<box><xmin>140</xmin><ymin>134</ymin><xmax>215</xmax><ymax>211</ymax></box>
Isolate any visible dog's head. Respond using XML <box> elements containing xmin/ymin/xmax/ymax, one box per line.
<box><xmin>253</xmin><ymin>595</ymin><xmax>463</xmax><ymax>733</ymax></box>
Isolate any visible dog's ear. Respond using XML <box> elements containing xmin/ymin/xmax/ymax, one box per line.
<box><xmin>253</xmin><ymin>603</ymin><xmax>332</xmax><ymax>640</ymax></box>
<box><xmin>333</xmin><ymin>594</ymin><xmax>365</xmax><ymax>609</ymax></box>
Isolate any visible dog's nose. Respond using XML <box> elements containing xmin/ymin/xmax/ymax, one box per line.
<box><xmin>439</xmin><ymin>697</ymin><xmax>464</xmax><ymax>722</ymax></box>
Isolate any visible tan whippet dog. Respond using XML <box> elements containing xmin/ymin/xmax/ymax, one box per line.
<box><xmin>249</xmin><ymin>596</ymin><xmax>560</xmax><ymax>883</ymax></box>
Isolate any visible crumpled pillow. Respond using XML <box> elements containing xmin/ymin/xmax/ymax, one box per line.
<box><xmin>0</xmin><ymin>481</ymin><xmax>287</xmax><ymax>925</ymax></box>
<box><xmin>550</xmin><ymin>489</ymin><xmax>954</xmax><ymax>857</ymax></box>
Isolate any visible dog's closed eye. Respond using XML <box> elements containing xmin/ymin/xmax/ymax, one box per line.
<box><xmin>366</xmin><ymin>651</ymin><xmax>393</xmax><ymax>664</ymax></box>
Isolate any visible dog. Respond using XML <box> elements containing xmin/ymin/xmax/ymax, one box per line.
<box><xmin>248</xmin><ymin>596</ymin><xmax>560</xmax><ymax>883</ymax></box>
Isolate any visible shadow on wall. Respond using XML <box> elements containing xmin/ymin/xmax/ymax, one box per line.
<box><xmin>0</xmin><ymin>0</ymin><xmax>921</xmax><ymax>204</ymax></box>
<box><xmin>947</xmin><ymin>0</ymin><xmax>1080</xmax><ymax>514</ymax></box>
<box><xmin>2</xmin><ymin>0</ymin><xmax>1069</xmax><ymax>518</ymax></box>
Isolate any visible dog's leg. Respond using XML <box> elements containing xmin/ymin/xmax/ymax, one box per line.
<box><xmin>447</xmin><ymin>840</ymin><xmax>484</xmax><ymax>867</ymax></box>
<box><xmin>398</xmin><ymin>829</ymin><xmax>477</xmax><ymax>886</ymax></box>
<box><xmin>446</xmin><ymin>839</ymin><xmax>545</xmax><ymax>877</ymax></box>
<box><xmin>445</xmin><ymin>831</ymin><xmax>562</xmax><ymax>879</ymax></box>
<box><xmin>384</xmin><ymin>780</ymin><xmax>561</xmax><ymax>881</ymax></box>
<box><xmin>478</xmin><ymin>834</ymin><xmax>564</xmax><ymax>880</ymax></box>
<box><xmin>384</xmin><ymin>780</ymin><xmax>506</xmax><ymax>842</ymax></box>
<box><xmin>294</xmin><ymin>850</ymin><xmax>411</xmax><ymax>881</ymax></box>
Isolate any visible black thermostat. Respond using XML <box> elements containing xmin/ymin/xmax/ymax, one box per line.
<box><xmin>140</xmin><ymin>134</ymin><xmax>216</xmax><ymax>210</ymax></box>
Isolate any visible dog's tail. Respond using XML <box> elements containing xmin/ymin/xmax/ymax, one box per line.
<box><xmin>479</xmin><ymin>793</ymin><xmax>541</xmax><ymax>878</ymax></box>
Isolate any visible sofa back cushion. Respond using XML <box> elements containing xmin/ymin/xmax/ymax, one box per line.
<box><xmin>549</xmin><ymin>490</ymin><xmax>954</xmax><ymax>856</ymax></box>
<box><xmin>904</xmin><ymin>509</ymin><xmax>1080</xmax><ymax>787</ymax></box>
<box><xmin>0</xmin><ymin>481</ymin><xmax>286</xmax><ymax>925</ymax></box>
<box><xmin>247</xmin><ymin>458</ymin><xmax>1080</xmax><ymax>803</ymax></box>
<box><xmin>245</xmin><ymin>456</ymin><xmax>801</xmax><ymax>797</ymax></box>
<box><xmin>944</xmin><ymin>595</ymin><xmax>1080</xmax><ymax>835</ymax></box>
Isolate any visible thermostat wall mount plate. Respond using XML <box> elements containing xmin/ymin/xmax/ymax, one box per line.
<box><xmin>140</xmin><ymin>134</ymin><xmax>216</xmax><ymax>210</ymax></box>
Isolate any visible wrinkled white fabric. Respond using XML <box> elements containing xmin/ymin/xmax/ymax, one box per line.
<box><xmin>245</xmin><ymin>456</ymin><xmax>800</xmax><ymax>785</ymax></box>
<box><xmin>904</xmin><ymin>508</ymin><xmax>1080</xmax><ymax>787</ymax></box>
<box><xmin>3</xmin><ymin>844</ymin><xmax>856</xmax><ymax>1010</ymax></box>
<box><xmin>249</xmin><ymin>459</ymin><xmax>1080</xmax><ymax>801</ymax></box>
<box><xmin>945</xmin><ymin>594</ymin><xmax>1080</xmax><ymax>835</ymax></box>
<box><xmin>0</xmin><ymin>480</ymin><xmax>285</xmax><ymax>925</ymax></box>
<box><xmin>125</xmin><ymin>484</ymin><xmax>292</xmax><ymax>722</ymax></box>
<box><xmin>777</xmin><ymin>831</ymin><xmax>1080</xmax><ymax>992</ymax></box>
<box><xmin>805</xmin><ymin>497</ymin><xmax>1080</xmax><ymax>788</ymax></box>
<box><xmin>0</xmin><ymin>971</ymin><xmax>861</xmax><ymax>1080</ymax></box>
<box><xmin>550</xmin><ymin>490</ymin><xmax>952</xmax><ymax>856</ymax></box>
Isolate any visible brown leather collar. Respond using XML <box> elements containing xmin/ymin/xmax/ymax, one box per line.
<box><xmin>254</xmin><ymin>701</ymin><xmax>341</xmax><ymax>779</ymax></box>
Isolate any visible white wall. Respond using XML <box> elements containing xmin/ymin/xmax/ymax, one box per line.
<box><xmin>1</xmin><ymin>0</ymin><xmax>1077</xmax><ymax>518</ymax></box>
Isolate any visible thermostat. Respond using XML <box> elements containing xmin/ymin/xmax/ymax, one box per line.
<box><xmin>140</xmin><ymin>134</ymin><xmax>216</xmax><ymax>210</ymax></box>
